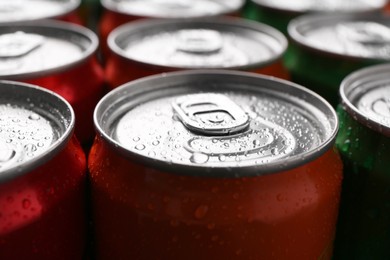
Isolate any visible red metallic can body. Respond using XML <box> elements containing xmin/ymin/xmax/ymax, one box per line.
<box><xmin>0</xmin><ymin>21</ymin><xmax>105</xmax><ymax>145</ymax></box>
<box><xmin>99</xmin><ymin>0</ymin><xmax>245</xmax><ymax>59</ymax></box>
<box><xmin>0</xmin><ymin>81</ymin><xmax>87</xmax><ymax>260</ymax></box>
<box><xmin>89</xmin><ymin>70</ymin><xmax>342</xmax><ymax>259</ymax></box>
<box><xmin>105</xmin><ymin>17</ymin><xmax>289</xmax><ymax>90</ymax></box>
<box><xmin>0</xmin><ymin>0</ymin><xmax>83</xmax><ymax>25</ymax></box>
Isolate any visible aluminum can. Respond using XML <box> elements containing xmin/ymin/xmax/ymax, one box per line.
<box><xmin>89</xmin><ymin>70</ymin><xmax>342</xmax><ymax>260</ymax></box>
<box><xmin>105</xmin><ymin>17</ymin><xmax>289</xmax><ymax>90</ymax></box>
<box><xmin>0</xmin><ymin>80</ymin><xmax>87</xmax><ymax>259</ymax></box>
<box><xmin>333</xmin><ymin>64</ymin><xmax>390</xmax><ymax>259</ymax></box>
<box><xmin>99</xmin><ymin>0</ymin><xmax>245</xmax><ymax>60</ymax></box>
<box><xmin>0</xmin><ymin>0</ymin><xmax>83</xmax><ymax>25</ymax></box>
<box><xmin>0</xmin><ymin>20</ymin><xmax>105</xmax><ymax>145</ymax></box>
<box><xmin>245</xmin><ymin>0</ymin><xmax>387</xmax><ymax>35</ymax></box>
<box><xmin>287</xmin><ymin>13</ymin><xmax>390</xmax><ymax>107</ymax></box>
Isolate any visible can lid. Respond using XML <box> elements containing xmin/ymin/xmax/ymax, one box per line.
<box><xmin>340</xmin><ymin>63</ymin><xmax>390</xmax><ymax>136</ymax></box>
<box><xmin>0</xmin><ymin>80</ymin><xmax>74</xmax><ymax>183</ymax></box>
<box><xmin>0</xmin><ymin>20</ymin><xmax>98</xmax><ymax>79</ymax></box>
<box><xmin>101</xmin><ymin>0</ymin><xmax>244</xmax><ymax>18</ymax></box>
<box><xmin>0</xmin><ymin>0</ymin><xmax>80</xmax><ymax>23</ymax></box>
<box><xmin>94</xmin><ymin>70</ymin><xmax>338</xmax><ymax>177</ymax></box>
<box><xmin>251</xmin><ymin>0</ymin><xmax>386</xmax><ymax>14</ymax></box>
<box><xmin>109</xmin><ymin>18</ymin><xmax>287</xmax><ymax>70</ymax></box>
<box><xmin>288</xmin><ymin>13</ymin><xmax>390</xmax><ymax>60</ymax></box>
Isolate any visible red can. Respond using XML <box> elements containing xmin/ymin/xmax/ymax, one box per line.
<box><xmin>0</xmin><ymin>20</ymin><xmax>105</xmax><ymax>145</ymax></box>
<box><xmin>0</xmin><ymin>81</ymin><xmax>87</xmax><ymax>259</ymax></box>
<box><xmin>89</xmin><ymin>70</ymin><xmax>342</xmax><ymax>259</ymax></box>
<box><xmin>0</xmin><ymin>0</ymin><xmax>83</xmax><ymax>25</ymax></box>
<box><xmin>99</xmin><ymin>0</ymin><xmax>245</xmax><ymax>59</ymax></box>
<box><xmin>105</xmin><ymin>17</ymin><xmax>289</xmax><ymax>90</ymax></box>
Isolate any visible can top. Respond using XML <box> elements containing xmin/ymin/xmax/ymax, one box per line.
<box><xmin>0</xmin><ymin>0</ymin><xmax>80</xmax><ymax>23</ymax></box>
<box><xmin>101</xmin><ymin>0</ymin><xmax>244</xmax><ymax>18</ymax></box>
<box><xmin>251</xmin><ymin>0</ymin><xmax>386</xmax><ymax>14</ymax></box>
<box><xmin>0</xmin><ymin>20</ymin><xmax>98</xmax><ymax>79</ymax></box>
<box><xmin>109</xmin><ymin>18</ymin><xmax>287</xmax><ymax>70</ymax></box>
<box><xmin>0</xmin><ymin>80</ymin><xmax>74</xmax><ymax>183</ymax></box>
<box><xmin>95</xmin><ymin>70</ymin><xmax>338</xmax><ymax>177</ymax></box>
<box><xmin>289</xmin><ymin>13</ymin><xmax>390</xmax><ymax>61</ymax></box>
<box><xmin>340</xmin><ymin>63</ymin><xmax>390</xmax><ymax>136</ymax></box>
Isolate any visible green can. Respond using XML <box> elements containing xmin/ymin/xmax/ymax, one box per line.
<box><xmin>287</xmin><ymin>13</ymin><xmax>390</xmax><ymax>107</ymax></box>
<box><xmin>243</xmin><ymin>0</ymin><xmax>386</xmax><ymax>35</ymax></box>
<box><xmin>333</xmin><ymin>63</ymin><xmax>390</xmax><ymax>259</ymax></box>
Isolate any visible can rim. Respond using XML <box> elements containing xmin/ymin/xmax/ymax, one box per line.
<box><xmin>340</xmin><ymin>63</ymin><xmax>390</xmax><ymax>136</ymax></box>
<box><xmin>107</xmin><ymin>17</ymin><xmax>287</xmax><ymax>71</ymax></box>
<box><xmin>0</xmin><ymin>80</ymin><xmax>75</xmax><ymax>183</ymax></box>
<box><xmin>94</xmin><ymin>70</ymin><xmax>339</xmax><ymax>177</ymax></box>
<box><xmin>0</xmin><ymin>0</ymin><xmax>81</xmax><ymax>24</ymax></box>
<box><xmin>288</xmin><ymin>13</ymin><xmax>390</xmax><ymax>62</ymax></box>
<box><xmin>0</xmin><ymin>19</ymin><xmax>98</xmax><ymax>80</ymax></box>
<box><xmin>101</xmin><ymin>0</ymin><xmax>245</xmax><ymax>18</ymax></box>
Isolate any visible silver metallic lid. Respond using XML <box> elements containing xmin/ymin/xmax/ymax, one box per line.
<box><xmin>0</xmin><ymin>80</ymin><xmax>74</xmax><ymax>183</ymax></box>
<box><xmin>289</xmin><ymin>13</ymin><xmax>390</xmax><ymax>60</ymax></box>
<box><xmin>101</xmin><ymin>0</ymin><xmax>244</xmax><ymax>18</ymax></box>
<box><xmin>0</xmin><ymin>20</ymin><xmax>98</xmax><ymax>79</ymax></box>
<box><xmin>340</xmin><ymin>63</ymin><xmax>390</xmax><ymax>136</ymax></box>
<box><xmin>251</xmin><ymin>0</ymin><xmax>386</xmax><ymax>14</ymax></box>
<box><xmin>109</xmin><ymin>18</ymin><xmax>287</xmax><ymax>70</ymax></box>
<box><xmin>0</xmin><ymin>0</ymin><xmax>80</xmax><ymax>23</ymax></box>
<box><xmin>94</xmin><ymin>70</ymin><xmax>338</xmax><ymax>177</ymax></box>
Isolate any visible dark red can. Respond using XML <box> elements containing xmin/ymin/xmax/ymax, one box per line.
<box><xmin>105</xmin><ymin>17</ymin><xmax>289</xmax><ymax>89</ymax></box>
<box><xmin>0</xmin><ymin>20</ymin><xmax>105</xmax><ymax>145</ymax></box>
<box><xmin>99</xmin><ymin>0</ymin><xmax>245</xmax><ymax>59</ymax></box>
<box><xmin>0</xmin><ymin>0</ymin><xmax>83</xmax><ymax>25</ymax></box>
<box><xmin>89</xmin><ymin>70</ymin><xmax>342</xmax><ymax>259</ymax></box>
<box><xmin>0</xmin><ymin>80</ymin><xmax>87</xmax><ymax>259</ymax></box>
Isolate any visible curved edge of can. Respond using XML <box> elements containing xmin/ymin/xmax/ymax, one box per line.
<box><xmin>0</xmin><ymin>80</ymin><xmax>75</xmax><ymax>184</ymax></box>
<box><xmin>0</xmin><ymin>19</ymin><xmax>99</xmax><ymax>80</ymax></box>
<box><xmin>107</xmin><ymin>16</ymin><xmax>288</xmax><ymax>71</ymax></box>
<box><xmin>94</xmin><ymin>69</ymin><xmax>339</xmax><ymax>178</ymax></box>
<box><xmin>340</xmin><ymin>63</ymin><xmax>390</xmax><ymax>137</ymax></box>
<box><xmin>287</xmin><ymin>12</ymin><xmax>390</xmax><ymax>62</ymax></box>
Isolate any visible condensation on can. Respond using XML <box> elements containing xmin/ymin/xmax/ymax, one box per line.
<box><xmin>89</xmin><ymin>70</ymin><xmax>342</xmax><ymax>259</ymax></box>
<box><xmin>0</xmin><ymin>0</ymin><xmax>82</xmax><ymax>24</ymax></box>
<box><xmin>0</xmin><ymin>20</ymin><xmax>105</xmax><ymax>144</ymax></box>
<box><xmin>0</xmin><ymin>80</ymin><xmax>87</xmax><ymax>259</ymax></box>
<box><xmin>106</xmin><ymin>17</ymin><xmax>289</xmax><ymax>89</ymax></box>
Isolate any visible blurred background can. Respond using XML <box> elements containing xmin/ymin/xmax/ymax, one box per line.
<box><xmin>105</xmin><ymin>17</ymin><xmax>289</xmax><ymax>90</ymax></box>
<box><xmin>287</xmin><ymin>13</ymin><xmax>390</xmax><ymax>107</ymax></box>
<box><xmin>89</xmin><ymin>70</ymin><xmax>342</xmax><ymax>259</ymax></box>
<box><xmin>243</xmin><ymin>0</ymin><xmax>387</xmax><ymax>35</ymax></box>
<box><xmin>0</xmin><ymin>20</ymin><xmax>105</xmax><ymax>145</ymax></box>
<box><xmin>0</xmin><ymin>81</ymin><xmax>87</xmax><ymax>259</ymax></box>
<box><xmin>99</xmin><ymin>0</ymin><xmax>245</xmax><ymax>60</ymax></box>
<box><xmin>333</xmin><ymin>63</ymin><xmax>390</xmax><ymax>259</ymax></box>
<box><xmin>0</xmin><ymin>0</ymin><xmax>83</xmax><ymax>25</ymax></box>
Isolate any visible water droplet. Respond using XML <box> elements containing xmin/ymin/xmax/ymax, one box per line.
<box><xmin>152</xmin><ymin>140</ymin><xmax>160</xmax><ymax>146</ymax></box>
<box><xmin>271</xmin><ymin>148</ymin><xmax>278</xmax><ymax>155</ymax></box>
<box><xmin>37</xmin><ymin>142</ymin><xmax>44</xmax><ymax>147</ymax></box>
<box><xmin>28</xmin><ymin>114</ymin><xmax>40</xmax><ymax>120</ymax></box>
<box><xmin>22</xmin><ymin>199</ymin><xmax>31</xmax><ymax>209</ymax></box>
<box><xmin>6</xmin><ymin>139</ymin><xmax>12</xmax><ymax>143</ymax></box>
<box><xmin>132</xmin><ymin>136</ymin><xmax>140</xmax><ymax>142</ymax></box>
<box><xmin>218</xmin><ymin>154</ymin><xmax>226</xmax><ymax>162</ymax></box>
<box><xmin>190</xmin><ymin>152</ymin><xmax>209</xmax><ymax>164</ymax></box>
<box><xmin>135</xmin><ymin>144</ymin><xmax>145</xmax><ymax>151</ymax></box>
<box><xmin>194</xmin><ymin>205</ymin><xmax>209</xmax><ymax>219</ymax></box>
<box><xmin>24</xmin><ymin>143</ymin><xmax>37</xmax><ymax>153</ymax></box>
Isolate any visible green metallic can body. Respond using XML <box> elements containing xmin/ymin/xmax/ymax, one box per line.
<box><xmin>287</xmin><ymin>14</ymin><xmax>390</xmax><ymax>107</ymax></box>
<box><xmin>333</xmin><ymin>63</ymin><xmax>390</xmax><ymax>259</ymax></box>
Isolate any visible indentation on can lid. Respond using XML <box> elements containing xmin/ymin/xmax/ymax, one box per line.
<box><xmin>176</xmin><ymin>30</ymin><xmax>222</xmax><ymax>54</ymax></box>
<box><xmin>0</xmin><ymin>32</ymin><xmax>44</xmax><ymax>58</ymax></box>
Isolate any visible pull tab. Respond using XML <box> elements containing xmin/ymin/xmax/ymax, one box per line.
<box><xmin>336</xmin><ymin>22</ymin><xmax>390</xmax><ymax>45</ymax></box>
<box><xmin>172</xmin><ymin>93</ymin><xmax>250</xmax><ymax>135</ymax></box>
<box><xmin>372</xmin><ymin>97</ymin><xmax>390</xmax><ymax>118</ymax></box>
<box><xmin>0</xmin><ymin>141</ymin><xmax>21</xmax><ymax>171</ymax></box>
<box><xmin>0</xmin><ymin>31</ymin><xmax>44</xmax><ymax>58</ymax></box>
<box><xmin>176</xmin><ymin>29</ymin><xmax>223</xmax><ymax>54</ymax></box>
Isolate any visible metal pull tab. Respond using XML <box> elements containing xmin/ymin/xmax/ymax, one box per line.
<box><xmin>176</xmin><ymin>29</ymin><xmax>223</xmax><ymax>54</ymax></box>
<box><xmin>0</xmin><ymin>31</ymin><xmax>44</xmax><ymax>58</ymax></box>
<box><xmin>336</xmin><ymin>22</ymin><xmax>390</xmax><ymax>45</ymax></box>
<box><xmin>172</xmin><ymin>93</ymin><xmax>250</xmax><ymax>135</ymax></box>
